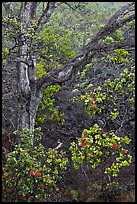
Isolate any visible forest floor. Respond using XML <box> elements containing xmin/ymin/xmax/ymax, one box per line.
<box><xmin>47</xmin><ymin>166</ymin><xmax>135</xmax><ymax>202</ymax></box>
<box><xmin>41</xmin><ymin>153</ymin><xmax>135</xmax><ymax>202</ymax></box>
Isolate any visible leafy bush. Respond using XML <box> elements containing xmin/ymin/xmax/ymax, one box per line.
<box><xmin>81</xmin><ymin>66</ymin><xmax>135</xmax><ymax>138</ymax></box>
<box><xmin>102</xmin><ymin>29</ymin><xmax>124</xmax><ymax>45</ymax></box>
<box><xmin>37</xmin><ymin>25</ymin><xmax>76</xmax><ymax>68</ymax></box>
<box><xmin>70</xmin><ymin>65</ymin><xmax>134</xmax><ymax>194</ymax></box>
<box><xmin>107</xmin><ymin>49</ymin><xmax>129</xmax><ymax>64</ymax></box>
<box><xmin>2</xmin><ymin>128</ymin><xmax>68</xmax><ymax>202</ymax></box>
<box><xmin>69</xmin><ymin>123</ymin><xmax>132</xmax><ymax>177</ymax></box>
<box><xmin>36</xmin><ymin>85</ymin><xmax>65</xmax><ymax>125</ymax></box>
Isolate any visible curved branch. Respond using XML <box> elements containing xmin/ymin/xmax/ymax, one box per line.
<box><xmin>35</xmin><ymin>2</ymin><xmax>56</xmax><ymax>32</ymax></box>
<box><xmin>37</xmin><ymin>37</ymin><xmax>134</xmax><ymax>89</ymax></box>
<box><xmin>36</xmin><ymin>3</ymin><xmax>135</xmax><ymax>91</ymax></box>
<box><xmin>84</xmin><ymin>2</ymin><xmax>135</xmax><ymax>48</ymax></box>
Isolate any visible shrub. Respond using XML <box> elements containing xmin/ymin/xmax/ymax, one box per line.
<box><xmin>70</xmin><ymin>124</ymin><xmax>132</xmax><ymax>197</ymax></box>
<box><xmin>80</xmin><ymin>66</ymin><xmax>135</xmax><ymax>139</ymax></box>
<box><xmin>69</xmin><ymin>123</ymin><xmax>132</xmax><ymax>190</ymax></box>
<box><xmin>70</xmin><ymin>65</ymin><xmax>134</xmax><ymax>195</ymax></box>
<box><xmin>2</xmin><ymin>128</ymin><xmax>68</xmax><ymax>202</ymax></box>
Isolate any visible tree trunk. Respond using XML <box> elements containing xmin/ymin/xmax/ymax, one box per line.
<box><xmin>2</xmin><ymin>60</ymin><xmax>43</xmax><ymax>142</ymax></box>
<box><xmin>15</xmin><ymin>2</ymin><xmax>40</xmax><ymax>137</ymax></box>
<box><xmin>16</xmin><ymin>82</ymin><xmax>43</xmax><ymax>143</ymax></box>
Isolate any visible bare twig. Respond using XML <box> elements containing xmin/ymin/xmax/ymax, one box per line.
<box><xmin>35</xmin><ymin>2</ymin><xmax>56</xmax><ymax>32</ymax></box>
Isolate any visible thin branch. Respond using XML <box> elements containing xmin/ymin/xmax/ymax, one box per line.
<box><xmin>108</xmin><ymin>2</ymin><xmax>134</xmax><ymax>23</ymax></box>
<box><xmin>63</xmin><ymin>2</ymin><xmax>83</xmax><ymax>11</ymax></box>
<box><xmin>35</xmin><ymin>2</ymin><xmax>56</xmax><ymax>32</ymax></box>
<box><xmin>2</xmin><ymin>2</ymin><xmax>14</xmax><ymax>17</ymax></box>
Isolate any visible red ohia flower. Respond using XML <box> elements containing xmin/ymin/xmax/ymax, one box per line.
<box><xmin>29</xmin><ymin>170</ymin><xmax>35</xmax><ymax>175</ymax></box>
<box><xmin>123</xmin><ymin>148</ymin><xmax>127</xmax><ymax>153</ymax></box>
<box><xmin>89</xmin><ymin>98</ymin><xmax>95</xmax><ymax>103</ymax></box>
<box><xmin>35</xmin><ymin>172</ymin><xmax>42</xmax><ymax>177</ymax></box>
<box><xmin>2</xmin><ymin>167</ymin><xmax>6</xmax><ymax>173</ymax></box>
<box><xmin>82</xmin><ymin>142</ymin><xmax>88</xmax><ymax>146</ymax></box>
<box><xmin>40</xmin><ymin>184</ymin><xmax>45</xmax><ymax>189</ymax></box>
<box><xmin>46</xmin><ymin>177</ymin><xmax>49</xmax><ymax>180</ymax></box>
<box><xmin>81</xmin><ymin>135</ymin><xmax>86</xmax><ymax>140</ymax></box>
<box><xmin>112</xmin><ymin>144</ymin><xmax>117</xmax><ymax>149</ymax></box>
<box><xmin>92</xmin><ymin>104</ymin><xmax>97</xmax><ymax>109</ymax></box>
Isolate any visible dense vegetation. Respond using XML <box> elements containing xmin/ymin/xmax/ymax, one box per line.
<box><xmin>2</xmin><ymin>2</ymin><xmax>135</xmax><ymax>202</ymax></box>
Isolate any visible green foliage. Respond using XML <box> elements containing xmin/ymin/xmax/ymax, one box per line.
<box><xmin>70</xmin><ymin>64</ymin><xmax>134</xmax><ymax>194</ymax></box>
<box><xmin>114</xmin><ymin>29</ymin><xmax>124</xmax><ymax>42</ymax></box>
<box><xmin>36</xmin><ymin>59</ymin><xmax>47</xmax><ymax>79</ymax></box>
<box><xmin>75</xmin><ymin>81</ymin><xmax>89</xmax><ymax>89</ymax></box>
<box><xmin>108</xmin><ymin>49</ymin><xmax>129</xmax><ymax>64</ymax></box>
<box><xmin>102</xmin><ymin>36</ymin><xmax>115</xmax><ymax>44</ymax></box>
<box><xmin>2</xmin><ymin>47</ymin><xmax>9</xmax><ymax>65</ymax></box>
<box><xmin>103</xmin><ymin>29</ymin><xmax>124</xmax><ymax>45</ymax></box>
<box><xmin>2</xmin><ymin>16</ymin><xmax>21</xmax><ymax>65</ymax></box>
<box><xmin>2</xmin><ymin>128</ymin><xmax>68</xmax><ymax>202</ymax></box>
<box><xmin>79</xmin><ymin>63</ymin><xmax>92</xmax><ymax>80</ymax></box>
<box><xmin>71</xmin><ymin>189</ymin><xmax>79</xmax><ymax>201</ymax></box>
<box><xmin>81</xmin><ymin>66</ymin><xmax>135</xmax><ymax>123</ymax></box>
<box><xmin>69</xmin><ymin>124</ymin><xmax>132</xmax><ymax>177</ymax></box>
<box><xmin>37</xmin><ymin>25</ymin><xmax>76</xmax><ymax>68</ymax></box>
<box><xmin>36</xmin><ymin>85</ymin><xmax>65</xmax><ymax>125</ymax></box>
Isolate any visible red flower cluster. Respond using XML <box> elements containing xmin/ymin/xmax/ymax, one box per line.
<box><xmin>81</xmin><ymin>135</ymin><xmax>86</xmax><ymax>140</ymax></box>
<box><xmin>40</xmin><ymin>184</ymin><xmax>45</xmax><ymax>189</ymax></box>
<box><xmin>112</xmin><ymin>144</ymin><xmax>117</xmax><ymax>149</ymax></box>
<box><xmin>29</xmin><ymin>169</ymin><xmax>42</xmax><ymax>177</ymax></box>
<box><xmin>82</xmin><ymin>142</ymin><xmax>88</xmax><ymax>146</ymax></box>
<box><xmin>92</xmin><ymin>104</ymin><xmax>97</xmax><ymax>109</ymax></box>
<box><xmin>35</xmin><ymin>172</ymin><xmax>42</xmax><ymax>177</ymax></box>
<box><xmin>29</xmin><ymin>170</ymin><xmax>35</xmax><ymax>175</ymax></box>
<box><xmin>46</xmin><ymin>177</ymin><xmax>49</xmax><ymax>180</ymax></box>
<box><xmin>2</xmin><ymin>167</ymin><xmax>6</xmax><ymax>173</ymax></box>
<box><xmin>89</xmin><ymin>98</ymin><xmax>95</xmax><ymax>103</ymax></box>
<box><xmin>123</xmin><ymin>148</ymin><xmax>127</xmax><ymax>153</ymax></box>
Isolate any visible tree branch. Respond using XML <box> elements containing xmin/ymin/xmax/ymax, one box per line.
<box><xmin>62</xmin><ymin>2</ymin><xmax>86</xmax><ymax>11</ymax></box>
<box><xmin>37</xmin><ymin>37</ymin><xmax>134</xmax><ymax>91</ymax></box>
<box><xmin>2</xmin><ymin>2</ymin><xmax>14</xmax><ymax>17</ymax></box>
<box><xmin>36</xmin><ymin>3</ymin><xmax>134</xmax><ymax>91</ymax></box>
<box><xmin>85</xmin><ymin>2</ymin><xmax>135</xmax><ymax>46</ymax></box>
<box><xmin>35</xmin><ymin>2</ymin><xmax>56</xmax><ymax>32</ymax></box>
